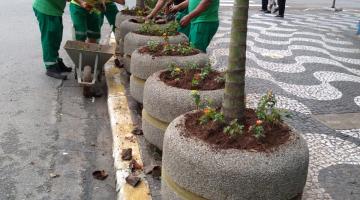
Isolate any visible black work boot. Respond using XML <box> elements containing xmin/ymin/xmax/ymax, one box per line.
<box><xmin>58</xmin><ymin>58</ymin><xmax>72</xmax><ymax>72</ymax></box>
<box><xmin>46</xmin><ymin>64</ymin><xmax>67</xmax><ymax>80</ymax></box>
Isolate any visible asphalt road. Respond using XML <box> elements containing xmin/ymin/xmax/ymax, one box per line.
<box><xmin>0</xmin><ymin>1</ymin><xmax>115</xmax><ymax>199</ymax></box>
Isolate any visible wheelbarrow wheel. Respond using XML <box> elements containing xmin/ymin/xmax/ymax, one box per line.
<box><xmin>83</xmin><ymin>65</ymin><xmax>92</xmax><ymax>98</ymax></box>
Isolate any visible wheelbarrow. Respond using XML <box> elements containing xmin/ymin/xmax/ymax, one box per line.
<box><xmin>64</xmin><ymin>40</ymin><xmax>114</xmax><ymax>97</ymax></box>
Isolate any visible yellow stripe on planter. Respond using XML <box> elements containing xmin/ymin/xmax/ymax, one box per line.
<box><xmin>142</xmin><ymin>109</ymin><xmax>168</xmax><ymax>131</ymax></box>
<box><xmin>162</xmin><ymin>170</ymin><xmax>207</xmax><ymax>200</ymax></box>
<box><xmin>132</xmin><ymin>75</ymin><xmax>146</xmax><ymax>85</ymax></box>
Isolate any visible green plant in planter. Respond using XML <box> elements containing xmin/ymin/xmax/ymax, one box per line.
<box><xmin>224</xmin><ymin>119</ymin><xmax>244</xmax><ymax>138</ymax></box>
<box><xmin>147</xmin><ymin>40</ymin><xmax>160</xmax><ymax>52</ymax></box>
<box><xmin>191</xmin><ymin>64</ymin><xmax>213</xmax><ymax>87</ymax></box>
<box><xmin>138</xmin><ymin>21</ymin><xmax>179</xmax><ymax>36</ymax></box>
<box><xmin>191</xmin><ymin>91</ymin><xmax>281</xmax><ymax>139</ymax></box>
<box><xmin>169</xmin><ymin>63</ymin><xmax>183</xmax><ymax>77</ymax></box>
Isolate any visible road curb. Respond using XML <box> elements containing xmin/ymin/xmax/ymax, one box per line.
<box><xmin>105</xmin><ymin>34</ymin><xmax>152</xmax><ymax>200</ymax></box>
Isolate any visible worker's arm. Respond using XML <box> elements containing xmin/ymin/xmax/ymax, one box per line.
<box><xmin>169</xmin><ymin>0</ymin><xmax>188</xmax><ymax>13</ymax></box>
<box><xmin>146</xmin><ymin>0</ymin><xmax>168</xmax><ymax>19</ymax></box>
<box><xmin>180</xmin><ymin>0</ymin><xmax>210</xmax><ymax>26</ymax></box>
<box><xmin>112</xmin><ymin>0</ymin><xmax>125</xmax><ymax>5</ymax></box>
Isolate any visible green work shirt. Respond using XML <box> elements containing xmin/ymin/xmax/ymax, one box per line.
<box><xmin>33</xmin><ymin>0</ymin><xmax>66</xmax><ymax>16</ymax></box>
<box><xmin>188</xmin><ymin>0</ymin><xmax>219</xmax><ymax>23</ymax></box>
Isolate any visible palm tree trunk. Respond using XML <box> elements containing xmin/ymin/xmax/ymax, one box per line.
<box><xmin>136</xmin><ymin>0</ymin><xmax>145</xmax><ymax>8</ymax></box>
<box><xmin>222</xmin><ymin>0</ymin><xmax>249</xmax><ymax>122</ymax></box>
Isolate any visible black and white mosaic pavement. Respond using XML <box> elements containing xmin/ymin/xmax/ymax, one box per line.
<box><xmin>207</xmin><ymin>9</ymin><xmax>360</xmax><ymax>199</ymax></box>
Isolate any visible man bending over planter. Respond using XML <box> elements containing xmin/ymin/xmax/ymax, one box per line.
<box><xmin>99</xmin><ymin>0</ymin><xmax>125</xmax><ymax>32</ymax></box>
<box><xmin>146</xmin><ymin>0</ymin><xmax>190</xmax><ymax>37</ymax></box>
<box><xmin>33</xmin><ymin>0</ymin><xmax>72</xmax><ymax>80</ymax></box>
<box><xmin>179</xmin><ymin>0</ymin><xmax>219</xmax><ymax>52</ymax></box>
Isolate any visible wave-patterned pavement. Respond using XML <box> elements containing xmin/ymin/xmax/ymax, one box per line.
<box><xmin>208</xmin><ymin>9</ymin><xmax>360</xmax><ymax>199</ymax></box>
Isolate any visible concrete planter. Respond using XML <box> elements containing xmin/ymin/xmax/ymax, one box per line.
<box><xmin>123</xmin><ymin>32</ymin><xmax>188</xmax><ymax>57</ymax></box>
<box><xmin>161</xmin><ymin>113</ymin><xmax>309</xmax><ymax>200</ymax></box>
<box><xmin>115</xmin><ymin>19</ymin><xmax>143</xmax><ymax>57</ymax></box>
<box><xmin>114</xmin><ymin>13</ymin><xmax>135</xmax><ymax>55</ymax></box>
<box><xmin>142</xmin><ymin>71</ymin><xmax>224</xmax><ymax>150</ymax></box>
<box><xmin>115</xmin><ymin>12</ymin><xmax>135</xmax><ymax>29</ymax></box>
<box><xmin>129</xmin><ymin>50</ymin><xmax>209</xmax><ymax>103</ymax></box>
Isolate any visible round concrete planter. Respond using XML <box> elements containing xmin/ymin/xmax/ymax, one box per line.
<box><xmin>161</xmin><ymin>113</ymin><xmax>309</xmax><ymax>200</ymax></box>
<box><xmin>115</xmin><ymin>12</ymin><xmax>135</xmax><ymax>29</ymax></box>
<box><xmin>123</xmin><ymin>32</ymin><xmax>188</xmax><ymax>57</ymax></box>
<box><xmin>142</xmin><ymin>71</ymin><xmax>224</xmax><ymax>150</ymax></box>
<box><xmin>115</xmin><ymin>19</ymin><xmax>143</xmax><ymax>57</ymax></box>
<box><xmin>115</xmin><ymin>13</ymin><xmax>134</xmax><ymax>55</ymax></box>
<box><xmin>129</xmin><ymin>50</ymin><xmax>209</xmax><ymax>103</ymax></box>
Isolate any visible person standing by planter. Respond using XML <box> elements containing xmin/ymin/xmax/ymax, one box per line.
<box><xmin>145</xmin><ymin>0</ymin><xmax>190</xmax><ymax>37</ymax></box>
<box><xmin>276</xmin><ymin>0</ymin><xmax>286</xmax><ymax>18</ymax></box>
<box><xmin>261</xmin><ymin>0</ymin><xmax>271</xmax><ymax>13</ymax></box>
<box><xmin>180</xmin><ymin>0</ymin><xmax>219</xmax><ymax>52</ymax></box>
<box><xmin>70</xmin><ymin>0</ymin><xmax>101</xmax><ymax>43</ymax></box>
<box><xmin>33</xmin><ymin>0</ymin><xmax>72</xmax><ymax>80</ymax></box>
<box><xmin>99</xmin><ymin>0</ymin><xmax>125</xmax><ymax>32</ymax></box>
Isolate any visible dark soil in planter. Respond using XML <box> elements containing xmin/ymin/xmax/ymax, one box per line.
<box><xmin>135</xmin><ymin>31</ymin><xmax>179</xmax><ymax>37</ymax></box>
<box><xmin>129</xmin><ymin>17</ymin><xmax>167</xmax><ymax>25</ymax></box>
<box><xmin>121</xmin><ymin>8</ymin><xmax>149</xmax><ymax>16</ymax></box>
<box><xmin>139</xmin><ymin>43</ymin><xmax>200</xmax><ymax>57</ymax></box>
<box><xmin>159</xmin><ymin>70</ymin><xmax>224</xmax><ymax>90</ymax></box>
<box><xmin>183</xmin><ymin>109</ymin><xmax>291</xmax><ymax>152</ymax></box>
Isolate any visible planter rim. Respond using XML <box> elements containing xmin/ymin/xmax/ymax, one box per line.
<box><xmin>135</xmin><ymin>48</ymin><xmax>203</xmax><ymax>58</ymax></box>
<box><xmin>151</xmin><ymin>69</ymin><xmax>225</xmax><ymax>92</ymax></box>
<box><xmin>171</xmin><ymin>110</ymin><xmax>303</xmax><ymax>154</ymax></box>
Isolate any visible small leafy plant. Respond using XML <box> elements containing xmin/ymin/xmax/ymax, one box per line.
<box><xmin>147</xmin><ymin>40</ymin><xmax>160</xmax><ymax>52</ymax></box>
<box><xmin>224</xmin><ymin>119</ymin><xmax>244</xmax><ymax>138</ymax></box>
<box><xmin>256</xmin><ymin>91</ymin><xmax>282</xmax><ymax>125</ymax></box>
<box><xmin>191</xmin><ymin>64</ymin><xmax>213</xmax><ymax>87</ymax></box>
<box><xmin>169</xmin><ymin>63</ymin><xmax>182</xmax><ymax>77</ymax></box>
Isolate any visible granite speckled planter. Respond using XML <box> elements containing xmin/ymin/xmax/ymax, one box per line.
<box><xmin>123</xmin><ymin>32</ymin><xmax>188</xmax><ymax>73</ymax></box>
<box><xmin>115</xmin><ymin>18</ymin><xmax>143</xmax><ymax>65</ymax></box>
<box><xmin>129</xmin><ymin>50</ymin><xmax>209</xmax><ymax>103</ymax></box>
<box><xmin>114</xmin><ymin>13</ymin><xmax>135</xmax><ymax>55</ymax></box>
<box><xmin>142</xmin><ymin>71</ymin><xmax>224</xmax><ymax>150</ymax></box>
<box><xmin>161</xmin><ymin>113</ymin><xmax>309</xmax><ymax>200</ymax></box>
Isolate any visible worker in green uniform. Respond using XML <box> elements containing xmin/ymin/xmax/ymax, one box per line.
<box><xmin>99</xmin><ymin>0</ymin><xmax>125</xmax><ymax>32</ymax></box>
<box><xmin>146</xmin><ymin>0</ymin><xmax>190</xmax><ymax>37</ymax></box>
<box><xmin>33</xmin><ymin>0</ymin><xmax>72</xmax><ymax>80</ymax></box>
<box><xmin>70</xmin><ymin>0</ymin><xmax>101</xmax><ymax>43</ymax></box>
<box><xmin>179</xmin><ymin>0</ymin><xmax>219</xmax><ymax>52</ymax></box>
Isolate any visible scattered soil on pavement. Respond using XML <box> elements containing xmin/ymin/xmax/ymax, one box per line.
<box><xmin>183</xmin><ymin>109</ymin><xmax>291</xmax><ymax>152</ymax></box>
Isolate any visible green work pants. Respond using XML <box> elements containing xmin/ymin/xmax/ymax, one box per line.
<box><xmin>33</xmin><ymin>8</ymin><xmax>63</xmax><ymax>68</ymax></box>
<box><xmin>70</xmin><ymin>3</ymin><xmax>101</xmax><ymax>41</ymax></box>
<box><xmin>99</xmin><ymin>3</ymin><xmax>119</xmax><ymax>32</ymax></box>
<box><xmin>189</xmin><ymin>21</ymin><xmax>219</xmax><ymax>53</ymax></box>
<box><xmin>176</xmin><ymin>9</ymin><xmax>190</xmax><ymax>38</ymax></box>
